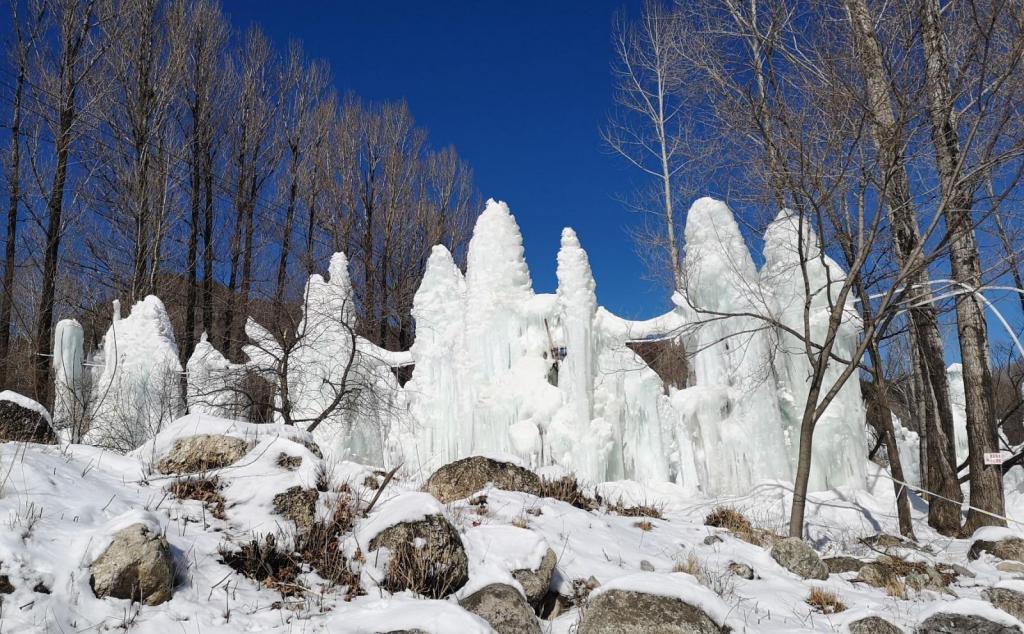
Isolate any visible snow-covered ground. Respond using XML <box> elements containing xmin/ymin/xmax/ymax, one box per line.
<box><xmin>2</xmin><ymin>414</ymin><xmax>1024</xmax><ymax>633</ymax></box>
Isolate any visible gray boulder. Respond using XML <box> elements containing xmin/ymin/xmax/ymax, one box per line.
<box><xmin>848</xmin><ymin>616</ymin><xmax>903</xmax><ymax>634</ymax></box>
<box><xmin>157</xmin><ymin>434</ymin><xmax>249</xmax><ymax>474</ymax></box>
<box><xmin>512</xmin><ymin>548</ymin><xmax>556</xmax><ymax>606</ymax></box>
<box><xmin>825</xmin><ymin>556</ymin><xmax>866</xmax><ymax>575</ymax></box>
<box><xmin>986</xmin><ymin>587</ymin><xmax>1024</xmax><ymax>622</ymax></box>
<box><xmin>917</xmin><ymin>612</ymin><xmax>1021</xmax><ymax>633</ymax></box>
<box><xmin>369</xmin><ymin>514</ymin><xmax>468</xmax><ymax>598</ymax></box>
<box><xmin>770</xmin><ymin>538</ymin><xmax>828</xmax><ymax>580</ymax></box>
<box><xmin>460</xmin><ymin>583</ymin><xmax>541</xmax><ymax>634</ymax></box>
<box><xmin>424</xmin><ymin>456</ymin><xmax>542</xmax><ymax>503</ymax></box>
<box><xmin>578</xmin><ymin>589</ymin><xmax>728</xmax><ymax>634</ymax></box>
<box><xmin>89</xmin><ymin>524</ymin><xmax>175</xmax><ymax>605</ymax></box>
<box><xmin>970</xmin><ymin>538</ymin><xmax>1024</xmax><ymax>564</ymax></box>
<box><xmin>272</xmin><ymin>486</ymin><xmax>319</xmax><ymax>529</ymax></box>
<box><xmin>0</xmin><ymin>394</ymin><xmax>56</xmax><ymax>444</ymax></box>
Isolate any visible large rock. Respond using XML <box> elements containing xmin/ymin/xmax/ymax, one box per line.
<box><xmin>460</xmin><ymin>583</ymin><xmax>541</xmax><ymax>634</ymax></box>
<box><xmin>89</xmin><ymin>524</ymin><xmax>174</xmax><ymax>605</ymax></box>
<box><xmin>770</xmin><ymin>538</ymin><xmax>828</xmax><ymax>580</ymax></box>
<box><xmin>272</xmin><ymin>486</ymin><xmax>319</xmax><ymax>529</ymax></box>
<box><xmin>157</xmin><ymin>434</ymin><xmax>249</xmax><ymax>474</ymax></box>
<box><xmin>425</xmin><ymin>456</ymin><xmax>542</xmax><ymax>503</ymax></box>
<box><xmin>513</xmin><ymin>548</ymin><xmax>556</xmax><ymax>606</ymax></box>
<box><xmin>986</xmin><ymin>587</ymin><xmax>1024</xmax><ymax>622</ymax></box>
<box><xmin>578</xmin><ymin>589</ymin><xmax>728</xmax><ymax>633</ymax></box>
<box><xmin>848</xmin><ymin>616</ymin><xmax>902</xmax><ymax>634</ymax></box>
<box><xmin>0</xmin><ymin>392</ymin><xmax>56</xmax><ymax>444</ymax></box>
<box><xmin>369</xmin><ymin>514</ymin><xmax>468</xmax><ymax>598</ymax></box>
<box><xmin>856</xmin><ymin>562</ymin><xmax>898</xmax><ymax>588</ymax></box>
<box><xmin>824</xmin><ymin>556</ymin><xmax>866</xmax><ymax>575</ymax></box>
<box><xmin>970</xmin><ymin>538</ymin><xmax>1024</xmax><ymax>563</ymax></box>
<box><xmin>917</xmin><ymin>612</ymin><xmax>1021</xmax><ymax>633</ymax></box>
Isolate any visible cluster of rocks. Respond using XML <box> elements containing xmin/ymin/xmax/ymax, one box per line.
<box><xmin>10</xmin><ymin>411</ymin><xmax>1024</xmax><ymax>633</ymax></box>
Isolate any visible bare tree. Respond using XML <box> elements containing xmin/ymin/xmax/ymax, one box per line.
<box><xmin>31</xmin><ymin>0</ymin><xmax>105</xmax><ymax>405</ymax></box>
<box><xmin>917</xmin><ymin>0</ymin><xmax>1024</xmax><ymax>532</ymax></box>
<box><xmin>179</xmin><ymin>0</ymin><xmax>226</xmax><ymax>366</ymax></box>
<box><xmin>220</xmin><ymin>26</ymin><xmax>279</xmax><ymax>359</ymax></box>
<box><xmin>603</xmin><ymin>1</ymin><xmax>693</xmax><ymax>288</ymax></box>
<box><xmin>0</xmin><ymin>1</ymin><xmax>43</xmax><ymax>387</ymax></box>
<box><xmin>844</xmin><ymin>0</ymin><xmax>962</xmax><ymax>534</ymax></box>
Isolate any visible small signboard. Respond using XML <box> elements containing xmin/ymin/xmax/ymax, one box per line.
<box><xmin>984</xmin><ymin>452</ymin><xmax>1005</xmax><ymax>465</ymax></box>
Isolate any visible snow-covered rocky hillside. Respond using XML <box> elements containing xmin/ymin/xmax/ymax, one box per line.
<box><xmin>3</xmin><ymin>410</ymin><xmax>1024</xmax><ymax>633</ymax></box>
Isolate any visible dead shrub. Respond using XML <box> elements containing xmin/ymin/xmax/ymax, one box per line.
<box><xmin>219</xmin><ymin>534</ymin><xmax>301</xmax><ymax>596</ymax></box>
<box><xmin>540</xmin><ymin>476</ymin><xmax>600</xmax><ymax>511</ymax></box>
<box><xmin>884</xmin><ymin>577</ymin><xmax>907</xmax><ymax>599</ymax></box>
<box><xmin>806</xmin><ymin>588</ymin><xmax>846</xmax><ymax>614</ymax></box>
<box><xmin>540</xmin><ymin>476</ymin><xmax>663</xmax><ymax>518</ymax></box>
<box><xmin>167</xmin><ymin>476</ymin><xmax>227</xmax><ymax>519</ymax></box>
<box><xmin>220</xmin><ymin>493</ymin><xmax>363</xmax><ymax>600</ymax></box>
<box><xmin>703</xmin><ymin>506</ymin><xmax>779</xmax><ymax>547</ymax></box>
<box><xmin>704</xmin><ymin>506</ymin><xmax>752</xmax><ymax>534</ymax></box>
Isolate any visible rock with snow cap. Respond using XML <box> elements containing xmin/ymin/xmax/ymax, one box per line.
<box><xmin>0</xmin><ymin>391</ymin><xmax>56</xmax><ymax>444</ymax></box>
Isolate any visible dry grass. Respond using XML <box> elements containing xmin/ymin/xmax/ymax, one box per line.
<box><xmin>540</xmin><ymin>476</ymin><xmax>599</xmax><ymax>511</ymax></box>
<box><xmin>673</xmin><ymin>552</ymin><xmax>703</xmax><ymax>576</ymax></box>
<box><xmin>703</xmin><ymin>506</ymin><xmax>780</xmax><ymax>547</ymax></box>
<box><xmin>167</xmin><ymin>476</ymin><xmax>226</xmax><ymax>520</ymax></box>
<box><xmin>672</xmin><ymin>551</ymin><xmax>736</xmax><ymax>599</ymax></box>
<box><xmin>884</xmin><ymin>577</ymin><xmax>908</xmax><ymax>599</ymax></box>
<box><xmin>806</xmin><ymin>588</ymin><xmax>846</xmax><ymax>614</ymax></box>
<box><xmin>220</xmin><ymin>492</ymin><xmax>363</xmax><ymax>600</ymax></box>
<box><xmin>539</xmin><ymin>476</ymin><xmax>663</xmax><ymax>518</ymax></box>
<box><xmin>634</xmin><ymin>519</ymin><xmax>654</xmax><ymax>531</ymax></box>
<box><xmin>512</xmin><ymin>516</ymin><xmax>529</xmax><ymax>529</ymax></box>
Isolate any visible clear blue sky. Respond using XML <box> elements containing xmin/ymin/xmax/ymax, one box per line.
<box><xmin>222</xmin><ymin>0</ymin><xmax>665</xmax><ymax>319</ymax></box>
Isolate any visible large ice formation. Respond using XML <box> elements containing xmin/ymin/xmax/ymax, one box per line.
<box><xmin>242</xmin><ymin>252</ymin><xmax>407</xmax><ymax>465</ymax></box>
<box><xmin>56</xmin><ymin>197</ymin><xmax>872</xmax><ymax>495</ymax></box>
<box><xmin>52</xmin><ymin>318</ymin><xmax>85</xmax><ymax>433</ymax></box>
<box><xmin>84</xmin><ymin>296</ymin><xmax>184</xmax><ymax>451</ymax></box>
<box><xmin>760</xmin><ymin>209</ymin><xmax>867</xmax><ymax>491</ymax></box>
<box><xmin>186</xmin><ymin>332</ymin><xmax>242</xmax><ymax>419</ymax></box>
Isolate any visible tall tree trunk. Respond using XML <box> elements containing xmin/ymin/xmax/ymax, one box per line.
<box><xmin>846</xmin><ymin>0</ymin><xmax>962</xmax><ymax>534</ymax></box>
<box><xmin>275</xmin><ymin>145</ymin><xmax>299</xmax><ymax>312</ymax></box>
<box><xmin>183</xmin><ymin>122</ymin><xmax>201</xmax><ymax>367</ymax></box>
<box><xmin>0</xmin><ymin>57</ymin><xmax>24</xmax><ymax>388</ymax></box>
<box><xmin>919</xmin><ymin>0</ymin><xmax>1004</xmax><ymax>533</ymax></box>
<box><xmin>201</xmin><ymin>148</ymin><xmax>214</xmax><ymax>345</ymax></box>
<box><xmin>34</xmin><ymin>104</ymin><xmax>75</xmax><ymax>406</ymax></box>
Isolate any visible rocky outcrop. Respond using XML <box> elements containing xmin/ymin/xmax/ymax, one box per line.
<box><xmin>0</xmin><ymin>393</ymin><xmax>56</xmax><ymax>444</ymax></box>
<box><xmin>460</xmin><ymin>583</ymin><xmax>540</xmax><ymax>634</ymax></box>
<box><xmin>770</xmin><ymin>538</ymin><xmax>828</xmax><ymax>580</ymax></box>
<box><xmin>89</xmin><ymin>524</ymin><xmax>175</xmax><ymax>605</ymax></box>
<box><xmin>369</xmin><ymin>514</ymin><xmax>468</xmax><ymax>598</ymax></box>
<box><xmin>424</xmin><ymin>456</ymin><xmax>542</xmax><ymax>503</ymax></box>
<box><xmin>970</xmin><ymin>537</ymin><xmax>1024</xmax><ymax>564</ymax></box>
<box><xmin>847</xmin><ymin>616</ymin><xmax>902</xmax><ymax>634</ymax></box>
<box><xmin>513</xmin><ymin>548</ymin><xmax>556</xmax><ymax>606</ymax></box>
<box><xmin>917</xmin><ymin>612</ymin><xmax>1021</xmax><ymax>634</ymax></box>
<box><xmin>157</xmin><ymin>434</ymin><xmax>249</xmax><ymax>474</ymax></box>
<box><xmin>578</xmin><ymin>589</ymin><xmax>728</xmax><ymax>633</ymax></box>
<box><xmin>824</xmin><ymin>556</ymin><xmax>865</xmax><ymax>575</ymax></box>
<box><xmin>272</xmin><ymin>486</ymin><xmax>319</xmax><ymax>529</ymax></box>
<box><xmin>986</xmin><ymin>587</ymin><xmax>1024</xmax><ymax>622</ymax></box>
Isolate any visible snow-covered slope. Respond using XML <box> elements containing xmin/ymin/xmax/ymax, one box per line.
<box><xmin>2</xmin><ymin>415</ymin><xmax>1024</xmax><ymax>633</ymax></box>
